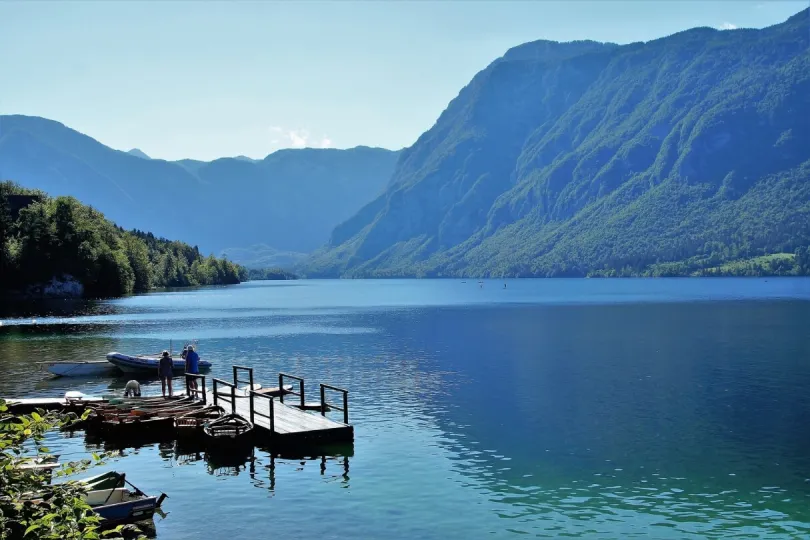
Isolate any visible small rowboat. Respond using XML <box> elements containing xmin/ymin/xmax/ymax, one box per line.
<box><xmin>203</xmin><ymin>414</ymin><xmax>253</xmax><ymax>448</ymax></box>
<box><xmin>84</xmin><ymin>478</ymin><xmax>167</xmax><ymax>526</ymax></box>
<box><xmin>175</xmin><ymin>405</ymin><xmax>225</xmax><ymax>437</ymax></box>
<box><xmin>75</xmin><ymin>471</ymin><xmax>127</xmax><ymax>491</ymax></box>
<box><xmin>38</xmin><ymin>360</ymin><xmax>120</xmax><ymax>377</ymax></box>
<box><xmin>106</xmin><ymin>352</ymin><xmax>212</xmax><ymax>374</ymax></box>
<box><xmin>99</xmin><ymin>416</ymin><xmax>176</xmax><ymax>436</ymax></box>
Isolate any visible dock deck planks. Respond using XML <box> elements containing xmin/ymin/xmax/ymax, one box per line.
<box><xmin>228</xmin><ymin>393</ymin><xmax>353</xmax><ymax>443</ymax></box>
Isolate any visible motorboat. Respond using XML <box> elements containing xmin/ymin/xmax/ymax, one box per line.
<box><xmin>106</xmin><ymin>352</ymin><xmax>211</xmax><ymax>374</ymax></box>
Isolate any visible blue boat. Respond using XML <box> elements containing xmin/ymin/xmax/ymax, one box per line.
<box><xmin>106</xmin><ymin>352</ymin><xmax>212</xmax><ymax>374</ymax></box>
<box><xmin>86</xmin><ymin>479</ymin><xmax>167</xmax><ymax>526</ymax></box>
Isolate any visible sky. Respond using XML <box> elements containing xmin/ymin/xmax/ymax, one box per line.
<box><xmin>0</xmin><ymin>1</ymin><xmax>806</xmax><ymax>161</ymax></box>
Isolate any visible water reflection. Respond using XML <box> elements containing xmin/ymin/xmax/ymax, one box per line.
<box><xmin>5</xmin><ymin>280</ymin><xmax>810</xmax><ymax>538</ymax></box>
<box><xmin>375</xmin><ymin>302</ymin><xmax>810</xmax><ymax>537</ymax></box>
<box><xmin>76</xmin><ymin>428</ymin><xmax>353</xmax><ymax>492</ymax></box>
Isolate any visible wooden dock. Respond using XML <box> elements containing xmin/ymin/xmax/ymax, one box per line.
<box><xmin>203</xmin><ymin>367</ymin><xmax>353</xmax><ymax>444</ymax></box>
<box><xmin>4</xmin><ymin>365</ymin><xmax>354</xmax><ymax>448</ymax></box>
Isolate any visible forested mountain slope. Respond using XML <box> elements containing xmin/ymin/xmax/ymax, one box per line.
<box><xmin>306</xmin><ymin>9</ymin><xmax>810</xmax><ymax>277</ymax></box>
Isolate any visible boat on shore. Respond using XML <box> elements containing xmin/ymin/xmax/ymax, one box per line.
<box><xmin>106</xmin><ymin>352</ymin><xmax>211</xmax><ymax>374</ymax></box>
<box><xmin>38</xmin><ymin>360</ymin><xmax>120</xmax><ymax>377</ymax></box>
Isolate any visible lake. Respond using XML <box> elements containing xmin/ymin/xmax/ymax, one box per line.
<box><xmin>2</xmin><ymin>278</ymin><xmax>810</xmax><ymax>539</ymax></box>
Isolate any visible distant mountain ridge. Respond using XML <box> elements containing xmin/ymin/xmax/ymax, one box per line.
<box><xmin>0</xmin><ymin>115</ymin><xmax>400</xmax><ymax>258</ymax></box>
<box><xmin>305</xmin><ymin>9</ymin><xmax>810</xmax><ymax>277</ymax></box>
<box><xmin>219</xmin><ymin>244</ymin><xmax>307</xmax><ymax>269</ymax></box>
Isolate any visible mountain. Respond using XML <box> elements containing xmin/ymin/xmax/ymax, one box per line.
<box><xmin>0</xmin><ymin>116</ymin><xmax>399</xmax><ymax>257</ymax></box>
<box><xmin>219</xmin><ymin>244</ymin><xmax>307</xmax><ymax>269</ymax></box>
<box><xmin>127</xmin><ymin>148</ymin><xmax>150</xmax><ymax>159</ymax></box>
<box><xmin>305</xmin><ymin>9</ymin><xmax>810</xmax><ymax>278</ymax></box>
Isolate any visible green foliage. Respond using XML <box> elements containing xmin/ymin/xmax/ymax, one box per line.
<box><xmin>305</xmin><ymin>10</ymin><xmax>810</xmax><ymax>279</ymax></box>
<box><xmin>0</xmin><ymin>400</ymin><xmax>137</xmax><ymax>540</ymax></box>
<box><xmin>246</xmin><ymin>267</ymin><xmax>297</xmax><ymax>281</ymax></box>
<box><xmin>0</xmin><ymin>181</ymin><xmax>246</xmax><ymax>297</ymax></box>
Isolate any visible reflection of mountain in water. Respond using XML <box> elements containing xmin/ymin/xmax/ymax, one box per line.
<box><xmin>376</xmin><ymin>303</ymin><xmax>810</xmax><ymax>537</ymax></box>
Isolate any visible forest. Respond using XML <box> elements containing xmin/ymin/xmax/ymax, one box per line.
<box><xmin>246</xmin><ymin>267</ymin><xmax>297</xmax><ymax>280</ymax></box>
<box><xmin>0</xmin><ymin>181</ymin><xmax>247</xmax><ymax>298</ymax></box>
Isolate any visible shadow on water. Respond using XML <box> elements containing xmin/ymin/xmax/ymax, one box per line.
<box><xmin>79</xmin><ymin>429</ymin><xmax>353</xmax><ymax>491</ymax></box>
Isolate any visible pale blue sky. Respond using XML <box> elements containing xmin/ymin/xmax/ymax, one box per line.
<box><xmin>0</xmin><ymin>1</ymin><xmax>805</xmax><ymax>160</ymax></box>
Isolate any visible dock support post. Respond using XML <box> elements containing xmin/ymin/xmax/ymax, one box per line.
<box><xmin>202</xmin><ymin>378</ymin><xmax>207</xmax><ymax>404</ymax></box>
<box><xmin>249</xmin><ymin>390</ymin><xmax>254</xmax><ymax>424</ymax></box>
<box><xmin>269</xmin><ymin>396</ymin><xmax>275</xmax><ymax>435</ymax></box>
<box><xmin>213</xmin><ymin>379</ymin><xmax>219</xmax><ymax>407</ymax></box>
<box><xmin>343</xmin><ymin>391</ymin><xmax>349</xmax><ymax>424</ymax></box>
<box><xmin>300</xmin><ymin>379</ymin><xmax>305</xmax><ymax>409</ymax></box>
<box><xmin>278</xmin><ymin>374</ymin><xmax>284</xmax><ymax>403</ymax></box>
<box><xmin>230</xmin><ymin>384</ymin><xmax>236</xmax><ymax>414</ymax></box>
<box><xmin>320</xmin><ymin>384</ymin><xmax>326</xmax><ymax>416</ymax></box>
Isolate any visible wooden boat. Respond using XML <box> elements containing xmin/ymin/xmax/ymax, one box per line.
<box><xmin>84</xmin><ymin>479</ymin><xmax>167</xmax><ymax>526</ymax></box>
<box><xmin>75</xmin><ymin>471</ymin><xmax>126</xmax><ymax>491</ymax></box>
<box><xmin>203</xmin><ymin>414</ymin><xmax>253</xmax><ymax>448</ymax></box>
<box><xmin>175</xmin><ymin>405</ymin><xmax>225</xmax><ymax>437</ymax></box>
<box><xmin>38</xmin><ymin>360</ymin><xmax>120</xmax><ymax>377</ymax></box>
<box><xmin>14</xmin><ymin>455</ymin><xmax>61</xmax><ymax>478</ymax></box>
<box><xmin>106</xmin><ymin>352</ymin><xmax>211</xmax><ymax>374</ymax></box>
<box><xmin>99</xmin><ymin>415</ymin><xmax>176</xmax><ymax>436</ymax></box>
<box><xmin>90</xmin><ymin>396</ymin><xmax>194</xmax><ymax>416</ymax></box>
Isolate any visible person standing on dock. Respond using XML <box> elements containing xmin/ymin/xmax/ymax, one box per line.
<box><xmin>159</xmin><ymin>350</ymin><xmax>174</xmax><ymax>397</ymax></box>
<box><xmin>185</xmin><ymin>344</ymin><xmax>200</xmax><ymax>394</ymax></box>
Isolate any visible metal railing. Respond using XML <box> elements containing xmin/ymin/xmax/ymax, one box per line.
<box><xmin>278</xmin><ymin>372</ymin><xmax>305</xmax><ymax>408</ymax></box>
<box><xmin>233</xmin><ymin>365</ymin><xmax>254</xmax><ymax>391</ymax></box>
<box><xmin>319</xmin><ymin>383</ymin><xmax>349</xmax><ymax>424</ymax></box>
<box><xmin>212</xmin><ymin>378</ymin><xmax>237</xmax><ymax>414</ymax></box>
<box><xmin>185</xmin><ymin>373</ymin><xmax>207</xmax><ymax>403</ymax></box>
<box><xmin>248</xmin><ymin>390</ymin><xmax>275</xmax><ymax>434</ymax></box>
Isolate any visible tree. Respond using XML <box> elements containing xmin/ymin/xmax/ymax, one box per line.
<box><xmin>122</xmin><ymin>235</ymin><xmax>151</xmax><ymax>292</ymax></box>
<box><xmin>0</xmin><ymin>399</ymin><xmax>137</xmax><ymax>539</ymax></box>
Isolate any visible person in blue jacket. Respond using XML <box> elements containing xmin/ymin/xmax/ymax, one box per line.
<box><xmin>185</xmin><ymin>344</ymin><xmax>200</xmax><ymax>394</ymax></box>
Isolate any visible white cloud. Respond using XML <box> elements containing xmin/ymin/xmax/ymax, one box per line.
<box><xmin>267</xmin><ymin>126</ymin><xmax>333</xmax><ymax>149</ymax></box>
<box><xmin>720</xmin><ymin>22</ymin><xmax>738</xmax><ymax>30</ymax></box>
<box><xmin>286</xmin><ymin>129</ymin><xmax>309</xmax><ymax>148</ymax></box>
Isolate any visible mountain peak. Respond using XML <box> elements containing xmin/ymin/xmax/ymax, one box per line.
<box><xmin>127</xmin><ymin>148</ymin><xmax>150</xmax><ymax>159</ymax></box>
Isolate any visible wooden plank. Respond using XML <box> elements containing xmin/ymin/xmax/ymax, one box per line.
<box><xmin>233</xmin><ymin>394</ymin><xmax>351</xmax><ymax>440</ymax></box>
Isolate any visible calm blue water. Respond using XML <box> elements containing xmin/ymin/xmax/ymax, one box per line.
<box><xmin>2</xmin><ymin>279</ymin><xmax>810</xmax><ymax>539</ymax></box>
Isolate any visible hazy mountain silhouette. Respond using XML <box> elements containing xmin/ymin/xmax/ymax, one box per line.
<box><xmin>0</xmin><ymin>115</ymin><xmax>399</xmax><ymax>260</ymax></box>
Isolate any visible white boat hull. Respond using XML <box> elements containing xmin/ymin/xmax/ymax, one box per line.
<box><xmin>44</xmin><ymin>361</ymin><xmax>119</xmax><ymax>377</ymax></box>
